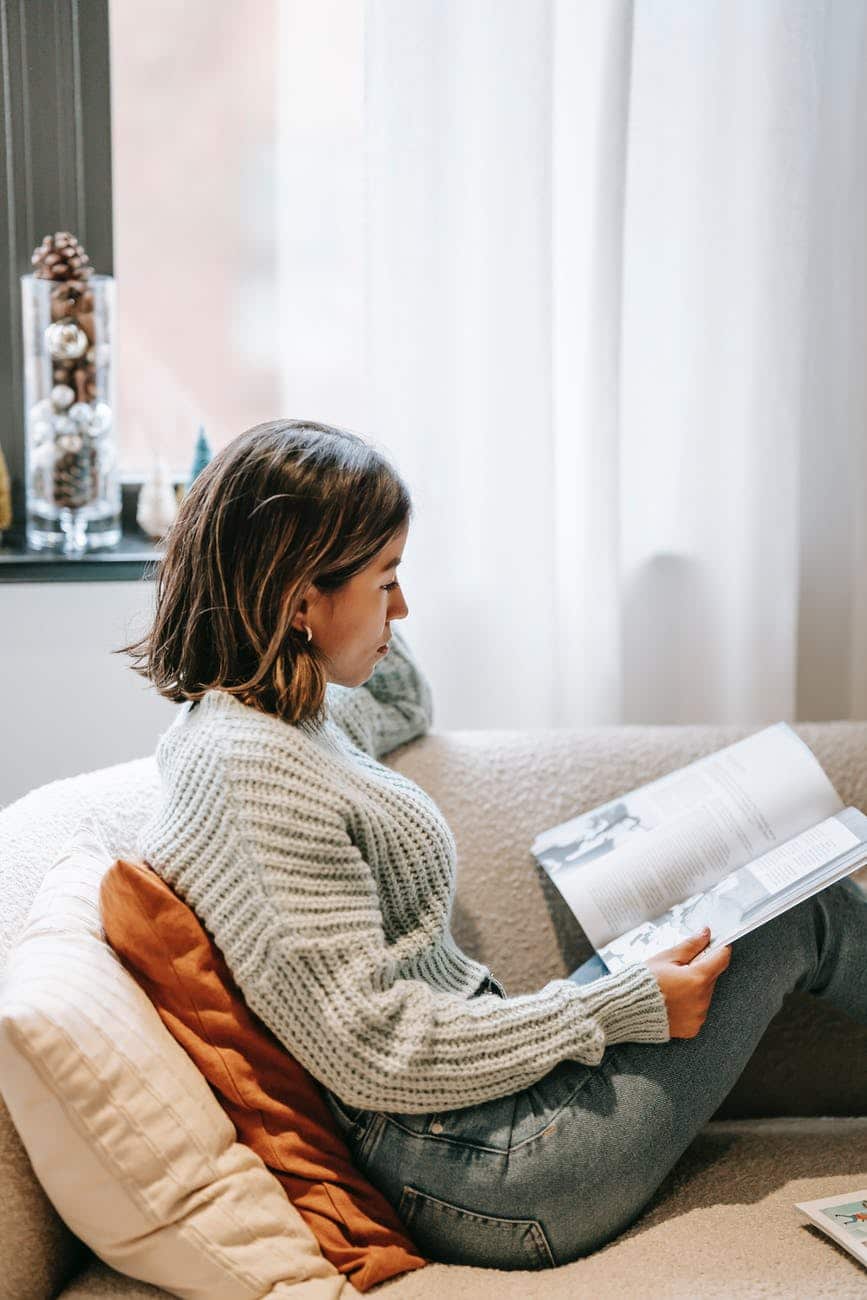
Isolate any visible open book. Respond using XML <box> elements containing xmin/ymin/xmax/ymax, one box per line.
<box><xmin>531</xmin><ymin>724</ymin><xmax>867</xmax><ymax>974</ymax></box>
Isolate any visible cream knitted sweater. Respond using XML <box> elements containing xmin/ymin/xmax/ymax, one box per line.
<box><xmin>137</xmin><ymin>626</ymin><xmax>670</xmax><ymax>1114</ymax></box>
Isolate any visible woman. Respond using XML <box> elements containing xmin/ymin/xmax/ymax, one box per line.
<box><xmin>126</xmin><ymin>419</ymin><xmax>867</xmax><ymax>1271</ymax></box>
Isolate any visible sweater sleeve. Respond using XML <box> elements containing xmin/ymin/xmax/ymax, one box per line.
<box><xmin>221</xmin><ymin>750</ymin><xmax>671</xmax><ymax>1115</ymax></box>
<box><xmin>325</xmin><ymin>625</ymin><xmax>433</xmax><ymax>760</ymax></box>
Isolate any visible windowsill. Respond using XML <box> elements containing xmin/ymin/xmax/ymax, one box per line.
<box><xmin>0</xmin><ymin>481</ymin><xmax>174</xmax><ymax>583</ymax></box>
<box><xmin>0</xmin><ymin>528</ymin><xmax>164</xmax><ymax>583</ymax></box>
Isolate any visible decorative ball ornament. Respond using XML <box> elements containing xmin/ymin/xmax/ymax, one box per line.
<box><xmin>31</xmin><ymin>398</ymin><xmax>53</xmax><ymax>422</ymax></box>
<box><xmin>86</xmin><ymin>343</ymin><xmax>111</xmax><ymax>367</ymax></box>
<box><xmin>89</xmin><ymin>402</ymin><xmax>112</xmax><ymax>436</ymax></box>
<box><xmin>68</xmin><ymin>402</ymin><xmax>93</xmax><ymax>429</ymax></box>
<box><xmin>51</xmin><ymin>383</ymin><xmax>75</xmax><ymax>411</ymax></box>
<box><xmin>29</xmin><ymin>441</ymin><xmax>53</xmax><ymax>502</ymax></box>
<box><xmin>30</xmin><ymin>441</ymin><xmax>54</xmax><ymax>471</ymax></box>
<box><xmin>97</xmin><ymin>440</ymin><xmax>115</xmax><ymax>474</ymax></box>
<box><xmin>45</xmin><ymin>319</ymin><xmax>88</xmax><ymax>361</ymax></box>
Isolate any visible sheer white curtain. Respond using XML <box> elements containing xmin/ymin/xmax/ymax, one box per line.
<box><xmin>362</xmin><ymin>0</ymin><xmax>867</xmax><ymax>730</ymax></box>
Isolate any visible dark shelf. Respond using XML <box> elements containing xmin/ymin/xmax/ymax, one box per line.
<box><xmin>0</xmin><ymin>529</ymin><xmax>164</xmax><ymax>583</ymax></box>
<box><xmin>0</xmin><ymin>481</ymin><xmax>181</xmax><ymax>583</ymax></box>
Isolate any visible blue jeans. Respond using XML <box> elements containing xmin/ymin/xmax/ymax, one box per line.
<box><xmin>323</xmin><ymin>878</ymin><xmax>867</xmax><ymax>1270</ymax></box>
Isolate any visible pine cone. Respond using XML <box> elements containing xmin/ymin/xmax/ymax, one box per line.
<box><xmin>53</xmin><ymin>440</ymin><xmax>98</xmax><ymax>511</ymax></box>
<box><xmin>32</xmin><ymin>232</ymin><xmax>93</xmax><ymax>283</ymax></box>
<box><xmin>72</xmin><ymin>363</ymin><xmax>97</xmax><ymax>403</ymax></box>
<box><xmin>50</xmin><ymin>279</ymin><xmax>89</xmax><ymax>320</ymax></box>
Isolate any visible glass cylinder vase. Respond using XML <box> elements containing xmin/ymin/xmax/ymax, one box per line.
<box><xmin>21</xmin><ymin>273</ymin><xmax>121</xmax><ymax>554</ymax></box>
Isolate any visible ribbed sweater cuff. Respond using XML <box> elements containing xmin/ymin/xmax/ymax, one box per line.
<box><xmin>575</xmin><ymin>960</ymin><xmax>671</xmax><ymax>1049</ymax></box>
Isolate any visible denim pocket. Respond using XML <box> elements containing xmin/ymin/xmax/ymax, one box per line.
<box><xmin>397</xmin><ymin>1184</ymin><xmax>556</xmax><ymax>1270</ymax></box>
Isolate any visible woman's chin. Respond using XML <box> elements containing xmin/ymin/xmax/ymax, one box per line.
<box><xmin>336</xmin><ymin>666</ymin><xmax>376</xmax><ymax>688</ymax></box>
<box><xmin>328</xmin><ymin>651</ymin><xmax>383</xmax><ymax>688</ymax></box>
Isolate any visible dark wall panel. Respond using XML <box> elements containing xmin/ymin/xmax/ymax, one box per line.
<box><xmin>0</xmin><ymin>0</ymin><xmax>112</xmax><ymax>529</ymax></box>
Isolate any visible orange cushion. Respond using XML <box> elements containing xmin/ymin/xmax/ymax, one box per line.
<box><xmin>99</xmin><ymin>858</ymin><xmax>427</xmax><ymax>1293</ymax></box>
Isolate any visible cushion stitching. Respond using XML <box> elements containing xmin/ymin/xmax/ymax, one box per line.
<box><xmin>4</xmin><ymin>1002</ymin><xmax>307</xmax><ymax>1290</ymax></box>
<box><xmin>6</xmin><ymin>946</ymin><xmax>233</xmax><ymax>1118</ymax></box>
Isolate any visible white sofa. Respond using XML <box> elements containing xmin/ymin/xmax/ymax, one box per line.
<box><xmin>3</xmin><ymin>721</ymin><xmax>867</xmax><ymax>1298</ymax></box>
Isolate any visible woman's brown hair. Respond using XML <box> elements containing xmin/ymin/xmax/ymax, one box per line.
<box><xmin>119</xmin><ymin>420</ymin><xmax>413</xmax><ymax>725</ymax></box>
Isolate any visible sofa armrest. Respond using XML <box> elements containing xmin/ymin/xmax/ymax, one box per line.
<box><xmin>0</xmin><ymin>1091</ymin><xmax>87</xmax><ymax>1299</ymax></box>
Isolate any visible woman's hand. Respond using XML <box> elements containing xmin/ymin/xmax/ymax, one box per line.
<box><xmin>643</xmin><ymin>927</ymin><xmax>732</xmax><ymax>1039</ymax></box>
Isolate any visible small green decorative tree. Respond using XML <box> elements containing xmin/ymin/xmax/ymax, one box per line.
<box><xmin>0</xmin><ymin>441</ymin><xmax>12</xmax><ymax>539</ymax></box>
<box><xmin>187</xmin><ymin>426</ymin><xmax>213</xmax><ymax>491</ymax></box>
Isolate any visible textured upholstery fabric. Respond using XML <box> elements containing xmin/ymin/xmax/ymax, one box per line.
<box><xmin>4</xmin><ymin>722</ymin><xmax>867</xmax><ymax>1296</ymax></box>
<box><xmin>0</xmin><ymin>1091</ymin><xmax>87</xmax><ymax>1300</ymax></box>
<box><xmin>49</xmin><ymin>1121</ymin><xmax>867</xmax><ymax>1299</ymax></box>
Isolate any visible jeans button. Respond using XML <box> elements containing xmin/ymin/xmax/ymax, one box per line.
<box><xmin>430</xmin><ymin>1121</ymin><xmax>444</xmax><ymax>1134</ymax></box>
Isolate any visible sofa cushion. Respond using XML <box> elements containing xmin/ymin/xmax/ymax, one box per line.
<box><xmin>0</xmin><ymin>823</ymin><xmax>356</xmax><ymax>1300</ymax></box>
<box><xmin>99</xmin><ymin>856</ymin><xmax>427</xmax><ymax>1292</ymax></box>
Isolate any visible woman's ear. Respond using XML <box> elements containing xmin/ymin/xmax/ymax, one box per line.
<box><xmin>290</xmin><ymin>589</ymin><xmax>310</xmax><ymax>634</ymax></box>
<box><xmin>291</xmin><ymin>581</ymin><xmax>323</xmax><ymax>633</ymax></box>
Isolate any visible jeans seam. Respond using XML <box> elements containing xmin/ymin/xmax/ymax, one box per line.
<box><xmin>356</xmin><ymin>1111</ymin><xmax>387</xmax><ymax>1162</ymax></box>
<box><xmin>507</xmin><ymin>1067</ymin><xmax>602</xmax><ymax>1153</ymax></box>
<box><xmin>399</xmin><ymin>1184</ymin><xmax>556</xmax><ymax>1269</ymax></box>
<box><xmin>382</xmin><ymin>1112</ymin><xmax>512</xmax><ymax>1154</ymax></box>
<box><xmin>383</xmin><ymin>1114</ymin><xmax>511</xmax><ymax>1154</ymax></box>
<box><xmin>381</xmin><ymin>1064</ymin><xmax>600</xmax><ymax>1156</ymax></box>
<box><xmin>325</xmin><ymin>1092</ymin><xmax>368</xmax><ymax>1143</ymax></box>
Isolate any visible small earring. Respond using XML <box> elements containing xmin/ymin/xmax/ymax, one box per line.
<box><xmin>305</xmin><ymin>625</ymin><xmax>313</xmax><ymax>643</ymax></box>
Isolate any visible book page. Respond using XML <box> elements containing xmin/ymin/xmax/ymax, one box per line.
<box><xmin>532</xmin><ymin>723</ymin><xmax>843</xmax><ymax>949</ymax></box>
<box><xmin>598</xmin><ymin>809</ymin><xmax>867</xmax><ymax>972</ymax></box>
<box><xmin>795</xmin><ymin>1187</ymin><xmax>867</xmax><ymax>1271</ymax></box>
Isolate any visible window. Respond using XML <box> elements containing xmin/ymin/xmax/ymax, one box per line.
<box><xmin>0</xmin><ymin>0</ymin><xmax>365</xmax><ymax>536</ymax></box>
<box><xmin>109</xmin><ymin>0</ymin><xmax>365</xmax><ymax>477</ymax></box>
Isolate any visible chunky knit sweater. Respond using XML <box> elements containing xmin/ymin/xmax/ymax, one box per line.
<box><xmin>136</xmin><ymin>626</ymin><xmax>670</xmax><ymax>1114</ymax></box>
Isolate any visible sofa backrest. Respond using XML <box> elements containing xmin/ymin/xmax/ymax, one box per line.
<box><xmin>6</xmin><ymin>722</ymin><xmax>867</xmax><ymax>987</ymax></box>
<box><xmin>389</xmin><ymin>721</ymin><xmax>867</xmax><ymax>995</ymax></box>
<box><xmin>0</xmin><ymin>755</ymin><xmax>161</xmax><ymax>975</ymax></box>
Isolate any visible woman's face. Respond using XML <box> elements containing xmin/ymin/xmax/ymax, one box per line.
<box><xmin>296</xmin><ymin>521</ymin><xmax>410</xmax><ymax>686</ymax></box>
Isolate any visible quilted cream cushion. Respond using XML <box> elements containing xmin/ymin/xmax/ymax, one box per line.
<box><xmin>0</xmin><ymin>821</ymin><xmax>357</xmax><ymax>1300</ymax></box>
